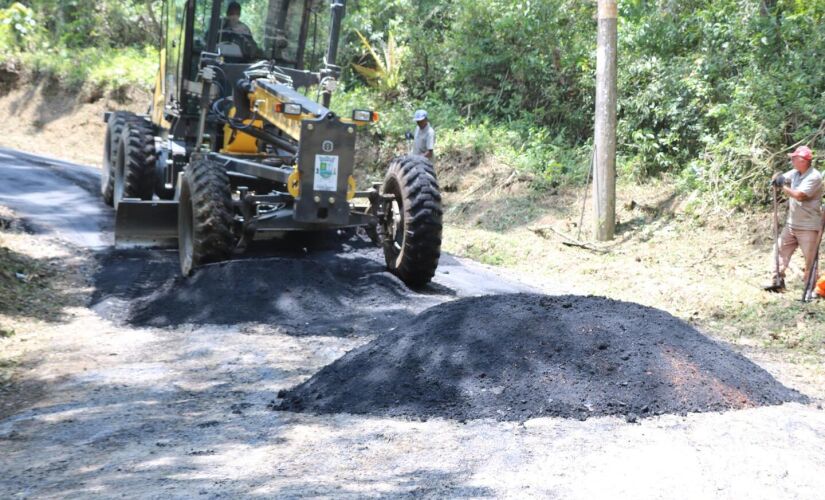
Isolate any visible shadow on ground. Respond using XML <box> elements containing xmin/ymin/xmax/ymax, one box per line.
<box><xmin>278</xmin><ymin>293</ymin><xmax>807</xmax><ymax>422</ymax></box>
<box><xmin>5</xmin><ymin>80</ymin><xmax>98</xmax><ymax>131</ymax></box>
<box><xmin>0</xmin><ymin>371</ymin><xmax>493</xmax><ymax>498</ymax></box>
<box><xmin>615</xmin><ymin>192</ymin><xmax>681</xmax><ymax>236</ymax></box>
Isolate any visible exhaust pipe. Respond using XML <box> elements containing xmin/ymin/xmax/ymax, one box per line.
<box><xmin>321</xmin><ymin>0</ymin><xmax>345</xmax><ymax>108</ymax></box>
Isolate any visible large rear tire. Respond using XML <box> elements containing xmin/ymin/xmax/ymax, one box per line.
<box><xmin>101</xmin><ymin>111</ymin><xmax>136</xmax><ymax>206</ymax></box>
<box><xmin>113</xmin><ymin>117</ymin><xmax>156</xmax><ymax>208</ymax></box>
<box><xmin>381</xmin><ymin>155</ymin><xmax>442</xmax><ymax>288</ymax></box>
<box><xmin>178</xmin><ymin>158</ymin><xmax>236</xmax><ymax>276</ymax></box>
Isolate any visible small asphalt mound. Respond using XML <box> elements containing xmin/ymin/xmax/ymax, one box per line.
<box><xmin>277</xmin><ymin>293</ymin><xmax>806</xmax><ymax>422</ymax></box>
<box><xmin>90</xmin><ymin>240</ymin><xmax>452</xmax><ymax>336</ymax></box>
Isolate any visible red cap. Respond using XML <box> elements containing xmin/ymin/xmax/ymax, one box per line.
<box><xmin>789</xmin><ymin>145</ymin><xmax>813</xmax><ymax>161</ymax></box>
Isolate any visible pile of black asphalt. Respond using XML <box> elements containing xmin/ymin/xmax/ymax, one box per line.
<box><xmin>90</xmin><ymin>237</ymin><xmax>452</xmax><ymax>337</ymax></box>
<box><xmin>277</xmin><ymin>293</ymin><xmax>806</xmax><ymax>421</ymax></box>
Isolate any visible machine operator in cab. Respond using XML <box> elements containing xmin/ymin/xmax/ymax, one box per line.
<box><xmin>223</xmin><ymin>1</ymin><xmax>253</xmax><ymax>36</ymax></box>
<box><xmin>218</xmin><ymin>1</ymin><xmax>263</xmax><ymax>60</ymax></box>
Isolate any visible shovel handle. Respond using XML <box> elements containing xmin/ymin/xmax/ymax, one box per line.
<box><xmin>772</xmin><ymin>186</ymin><xmax>781</xmax><ymax>280</ymax></box>
<box><xmin>801</xmin><ymin>210</ymin><xmax>825</xmax><ymax>301</ymax></box>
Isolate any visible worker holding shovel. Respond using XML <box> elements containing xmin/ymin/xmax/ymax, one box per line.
<box><xmin>765</xmin><ymin>145</ymin><xmax>823</xmax><ymax>294</ymax></box>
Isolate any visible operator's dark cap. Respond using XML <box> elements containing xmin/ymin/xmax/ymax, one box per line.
<box><xmin>227</xmin><ymin>1</ymin><xmax>241</xmax><ymax>14</ymax></box>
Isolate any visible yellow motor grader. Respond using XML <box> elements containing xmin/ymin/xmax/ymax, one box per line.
<box><xmin>101</xmin><ymin>0</ymin><xmax>441</xmax><ymax>287</ymax></box>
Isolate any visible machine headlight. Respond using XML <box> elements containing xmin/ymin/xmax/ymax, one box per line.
<box><xmin>352</xmin><ymin>109</ymin><xmax>378</xmax><ymax>123</ymax></box>
<box><xmin>276</xmin><ymin>102</ymin><xmax>303</xmax><ymax>116</ymax></box>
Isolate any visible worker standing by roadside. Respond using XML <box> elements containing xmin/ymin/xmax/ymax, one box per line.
<box><xmin>412</xmin><ymin>109</ymin><xmax>435</xmax><ymax>160</ymax></box>
<box><xmin>767</xmin><ymin>145</ymin><xmax>823</xmax><ymax>291</ymax></box>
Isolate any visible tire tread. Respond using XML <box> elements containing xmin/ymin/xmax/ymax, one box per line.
<box><xmin>185</xmin><ymin>158</ymin><xmax>235</xmax><ymax>268</ymax></box>
<box><xmin>120</xmin><ymin>118</ymin><xmax>157</xmax><ymax>200</ymax></box>
<box><xmin>102</xmin><ymin>111</ymin><xmax>140</xmax><ymax>205</ymax></box>
<box><xmin>382</xmin><ymin>155</ymin><xmax>443</xmax><ymax>287</ymax></box>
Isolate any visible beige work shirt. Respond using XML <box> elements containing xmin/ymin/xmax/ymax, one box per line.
<box><xmin>413</xmin><ymin>124</ymin><xmax>435</xmax><ymax>156</ymax></box>
<box><xmin>783</xmin><ymin>167</ymin><xmax>823</xmax><ymax>230</ymax></box>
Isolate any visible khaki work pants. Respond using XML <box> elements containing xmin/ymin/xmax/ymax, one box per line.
<box><xmin>776</xmin><ymin>226</ymin><xmax>820</xmax><ymax>282</ymax></box>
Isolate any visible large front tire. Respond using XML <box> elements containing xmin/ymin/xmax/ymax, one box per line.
<box><xmin>178</xmin><ymin>158</ymin><xmax>236</xmax><ymax>276</ymax></box>
<box><xmin>101</xmin><ymin>111</ymin><xmax>135</xmax><ymax>206</ymax></box>
<box><xmin>381</xmin><ymin>155</ymin><xmax>442</xmax><ymax>288</ymax></box>
<box><xmin>113</xmin><ymin>117</ymin><xmax>156</xmax><ymax>208</ymax></box>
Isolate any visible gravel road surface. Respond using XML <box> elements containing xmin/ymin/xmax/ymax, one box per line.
<box><xmin>0</xmin><ymin>148</ymin><xmax>824</xmax><ymax>499</ymax></box>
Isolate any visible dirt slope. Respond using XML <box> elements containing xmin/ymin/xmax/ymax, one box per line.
<box><xmin>0</xmin><ymin>82</ymin><xmax>147</xmax><ymax>167</ymax></box>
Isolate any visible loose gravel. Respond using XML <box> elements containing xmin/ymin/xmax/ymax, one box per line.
<box><xmin>279</xmin><ymin>294</ymin><xmax>807</xmax><ymax>421</ymax></box>
<box><xmin>91</xmin><ymin>243</ymin><xmax>451</xmax><ymax>336</ymax></box>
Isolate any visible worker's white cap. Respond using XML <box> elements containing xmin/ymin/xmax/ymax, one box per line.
<box><xmin>413</xmin><ymin>109</ymin><xmax>428</xmax><ymax>122</ymax></box>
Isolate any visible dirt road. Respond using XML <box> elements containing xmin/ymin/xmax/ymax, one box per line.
<box><xmin>1</xmin><ymin>148</ymin><xmax>824</xmax><ymax>499</ymax></box>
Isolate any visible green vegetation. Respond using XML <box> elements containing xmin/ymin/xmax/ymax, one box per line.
<box><xmin>351</xmin><ymin>30</ymin><xmax>406</xmax><ymax>98</ymax></box>
<box><xmin>343</xmin><ymin>0</ymin><xmax>825</xmax><ymax>205</ymax></box>
<box><xmin>19</xmin><ymin>46</ymin><xmax>158</xmax><ymax>91</ymax></box>
<box><xmin>3</xmin><ymin>0</ymin><xmax>825</xmax><ymax>205</ymax></box>
<box><xmin>0</xmin><ymin>1</ymin><xmax>158</xmax><ymax>91</ymax></box>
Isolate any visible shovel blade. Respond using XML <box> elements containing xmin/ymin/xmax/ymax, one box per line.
<box><xmin>762</xmin><ymin>276</ymin><xmax>786</xmax><ymax>293</ymax></box>
<box><xmin>115</xmin><ymin>199</ymin><xmax>178</xmax><ymax>248</ymax></box>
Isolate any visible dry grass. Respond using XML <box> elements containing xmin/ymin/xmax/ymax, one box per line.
<box><xmin>0</xmin><ymin>206</ymin><xmax>89</xmax><ymax>391</ymax></box>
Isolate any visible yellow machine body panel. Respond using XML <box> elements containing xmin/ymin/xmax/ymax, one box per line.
<box><xmin>221</xmin><ymin>105</ymin><xmax>263</xmax><ymax>154</ymax></box>
<box><xmin>246</xmin><ymin>81</ymin><xmax>373</xmax><ymax>143</ymax></box>
<box><xmin>287</xmin><ymin>168</ymin><xmax>301</xmax><ymax>197</ymax></box>
<box><xmin>151</xmin><ymin>48</ymin><xmax>172</xmax><ymax>130</ymax></box>
<box><xmin>222</xmin><ymin>122</ymin><xmax>263</xmax><ymax>153</ymax></box>
<box><xmin>249</xmin><ymin>85</ymin><xmax>314</xmax><ymax>141</ymax></box>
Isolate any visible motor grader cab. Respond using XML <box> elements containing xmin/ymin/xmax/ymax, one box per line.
<box><xmin>99</xmin><ymin>0</ymin><xmax>442</xmax><ymax>287</ymax></box>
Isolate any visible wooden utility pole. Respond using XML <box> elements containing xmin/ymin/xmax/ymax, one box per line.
<box><xmin>594</xmin><ymin>0</ymin><xmax>617</xmax><ymax>241</ymax></box>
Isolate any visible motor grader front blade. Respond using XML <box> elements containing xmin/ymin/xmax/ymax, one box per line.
<box><xmin>114</xmin><ymin>198</ymin><xmax>178</xmax><ymax>248</ymax></box>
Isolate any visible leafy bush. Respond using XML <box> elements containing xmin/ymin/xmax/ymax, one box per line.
<box><xmin>0</xmin><ymin>0</ymin><xmax>160</xmax><ymax>49</ymax></box>
<box><xmin>332</xmin><ymin>83</ymin><xmax>591</xmax><ymax>186</ymax></box>
<box><xmin>21</xmin><ymin>46</ymin><xmax>158</xmax><ymax>91</ymax></box>
<box><xmin>0</xmin><ymin>1</ymin><xmax>158</xmax><ymax>91</ymax></box>
<box><xmin>351</xmin><ymin>30</ymin><xmax>407</xmax><ymax>99</ymax></box>
<box><xmin>0</xmin><ymin>3</ymin><xmax>44</xmax><ymax>52</ymax></box>
<box><xmin>343</xmin><ymin>0</ymin><xmax>825</xmax><ymax>205</ymax></box>
<box><xmin>617</xmin><ymin>0</ymin><xmax>825</xmax><ymax>203</ymax></box>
